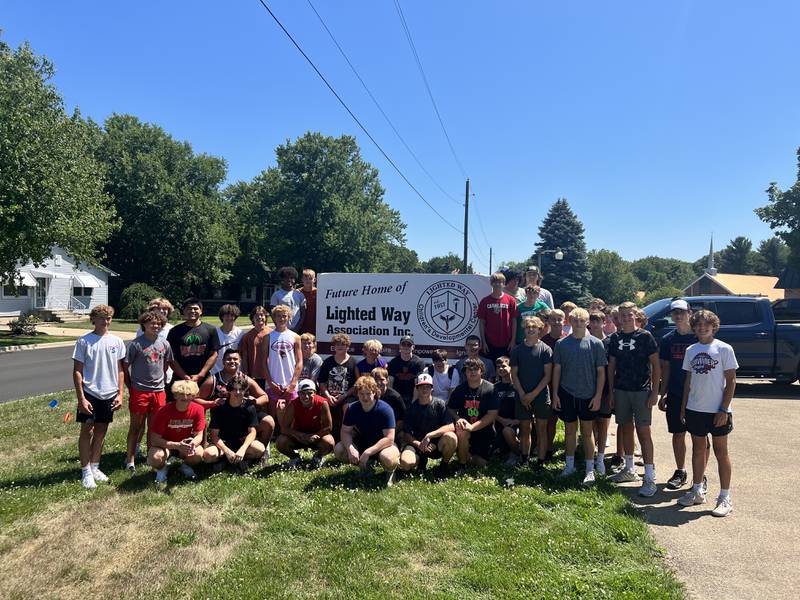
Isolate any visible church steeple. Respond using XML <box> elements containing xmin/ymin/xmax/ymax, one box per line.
<box><xmin>705</xmin><ymin>233</ymin><xmax>717</xmax><ymax>276</ymax></box>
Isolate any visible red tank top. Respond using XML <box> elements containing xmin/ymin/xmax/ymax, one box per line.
<box><xmin>291</xmin><ymin>394</ymin><xmax>325</xmax><ymax>433</ymax></box>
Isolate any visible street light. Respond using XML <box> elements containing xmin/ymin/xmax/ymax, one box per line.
<box><xmin>537</xmin><ymin>248</ymin><xmax>564</xmax><ymax>273</ymax></box>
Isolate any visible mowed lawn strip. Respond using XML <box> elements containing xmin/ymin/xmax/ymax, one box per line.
<box><xmin>52</xmin><ymin>316</ymin><xmax>254</xmax><ymax>332</ymax></box>
<box><xmin>0</xmin><ymin>332</ymin><xmax>77</xmax><ymax>347</ymax></box>
<box><xmin>0</xmin><ymin>394</ymin><xmax>685</xmax><ymax>599</ymax></box>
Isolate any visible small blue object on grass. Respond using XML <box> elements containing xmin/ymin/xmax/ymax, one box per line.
<box><xmin>48</xmin><ymin>399</ymin><xmax>59</xmax><ymax>408</ymax></box>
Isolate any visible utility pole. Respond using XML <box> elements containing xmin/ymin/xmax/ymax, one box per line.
<box><xmin>463</xmin><ymin>178</ymin><xmax>470</xmax><ymax>273</ymax></box>
<box><xmin>489</xmin><ymin>247</ymin><xmax>492</xmax><ymax>274</ymax></box>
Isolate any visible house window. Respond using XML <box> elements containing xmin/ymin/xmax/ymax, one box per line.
<box><xmin>2</xmin><ymin>284</ymin><xmax>28</xmax><ymax>298</ymax></box>
<box><xmin>54</xmin><ymin>255</ymin><xmax>63</xmax><ymax>266</ymax></box>
<box><xmin>241</xmin><ymin>286</ymin><xmax>256</xmax><ymax>301</ymax></box>
<box><xmin>73</xmin><ymin>287</ymin><xmax>93</xmax><ymax>297</ymax></box>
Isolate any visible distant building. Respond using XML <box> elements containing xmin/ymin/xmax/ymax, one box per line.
<box><xmin>0</xmin><ymin>246</ymin><xmax>117</xmax><ymax>319</ymax></box>
<box><xmin>774</xmin><ymin>267</ymin><xmax>800</xmax><ymax>299</ymax></box>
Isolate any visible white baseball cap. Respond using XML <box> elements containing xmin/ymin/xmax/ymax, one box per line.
<box><xmin>298</xmin><ymin>379</ymin><xmax>316</xmax><ymax>392</ymax></box>
<box><xmin>415</xmin><ymin>373</ymin><xmax>433</xmax><ymax>387</ymax></box>
<box><xmin>670</xmin><ymin>299</ymin><xmax>689</xmax><ymax>311</ymax></box>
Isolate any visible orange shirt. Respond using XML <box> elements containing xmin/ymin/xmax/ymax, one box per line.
<box><xmin>300</xmin><ymin>287</ymin><xmax>317</xmax><ymax>335</ymax></box>
<box><xmin>238</xmin><ymin>326</ymin><xmax>272</xmax><ymax>378</ymax></box>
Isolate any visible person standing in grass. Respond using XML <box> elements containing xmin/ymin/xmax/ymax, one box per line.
<box><xmin>276</xmin><ymin>379</ymin><xmax>334</xmax><ymax>469</ymax></box>
<box><xmin>264</xmin><ymin>305</ymin><xmax>303</xmax><ymax>428</ymax></box>
<box><xmin>124</xmin><ymin>310</ymin><xmax>188</xmax><ymax>473</ymax></box>
<box><xmin>427</xmin><ymin>349</ymin><xmax>460</xmax><ymax>402</ymax></box>
<box><xmin>551</xmin><ymin>308</ymin><xmax>607</xmax><ymax>485</ymax></box>
<box><xmin>477</xmin><ymin>271</ymin><xmax>518</xmax><ymax>361</ymax></box>
<box><xmin>319</xmin><ymin>332</ymin><xmax>359</xmax><ymax>440</ymax></box>
<box><xmin>298</xmin><ymin>268</ymin><xmax>318</xmax><ymax>335</ymax></box>
<box><xmin>371</xmin><ymin>367</ymin><xmax>406</xmax><ymax>445</ymax></box>
<box><xmin>515</xmin><ymin>285</ymin><xmax>549</xmax><ymax>345</ymax></box>
<box><xmin>448</xmin><ymin>358</ymin><xmax>498</xmax><ymax>467</ymax></box>
<box><xmin>335</xmin><ymin>375</ymin><xmax>400</xmax><ymax>487</ymax></box>
<box><xmin>147</xmin><ymin>379</ymin><xmax>206</xmax><ymax>483</ymax></box>
<box><xmin>270</xmin><ymin>266</ymin><xmax>306</xmax><ymax>333</ymax></box>
<box><xmin>387</xmin><ymin>335</ymin><xmax>426</xmax><ymax>405</ymax></box>
<box><xmin>587</xmin><ymin>311</ymin><xmax>613</xmax><ymax>476</ymax></box>
<box><xmin>493</xmin><ymin>356</ymin><xmax>522</xmax><ymax>466</ymax></box>
<box><xmin>678</xmin><ymin>310</ymin><xmax>738</xmax><ymax>517</ymax></box>
<box><xmin>299</xmin><ymin>333</ymin><xmax>323</xmax><ymax>383</ymax></box>
<box><xmin>238</xmin><ymin>305</ymin><xmax>273</xmax><ymax>390</ymax></box>
<box><xmin>211</xmin><ymin>304</ymin><xmax>244</xmax><ymax>375</ymax></box>
<box><xmin>399</xmin><ymin>373</ymin><xmax>457</xmax><ymax>473</ymax></box>
<box><xmin>73</xmin><ymin>304</ymin><xmax>126</xmax><ymax>489</ymax></box>
<box><xmin>167</xmin><ymin>298</ymin><xmax>220</xmax><ymax>389</ymax></box>
<box><xmin>203</xmin><ymin>373</ymin><xmax>265</xmax><ymax>473</ymax></box>
<box><xmin>608</xmin><ymin>302</ymin><xmax>661</xmax><ymax>497</ymax></box>
<box><xmin>510</xmin><ymin>316</ymin><xmax>552</xmax><ymax>467</ymax></box>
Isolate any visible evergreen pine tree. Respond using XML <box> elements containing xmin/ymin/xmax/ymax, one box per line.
<box><xmin>530</xmin><ymin>198</ymin><xmax>591</xmax><ymax>305</ymax></box>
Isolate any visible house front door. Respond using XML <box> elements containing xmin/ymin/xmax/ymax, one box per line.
<box><xmin>34</xmin><ymin>277</ymin><xmax>48</xmax><ymax>308</ymax></box>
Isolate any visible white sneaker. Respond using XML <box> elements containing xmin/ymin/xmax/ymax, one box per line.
<box><xmin>155</xmin><ymin>466</ymin><xmax>169</xmax><ymax>484</ymax></box>
<box><xmin>91</xmin><ymin>466</ymin><xmax>109</xmax><ymax>483</ymax></box>
<box><xmin>178</xmin><ymin>463</ymin><xmax>197</xmax><ymax>480</ymax></box>
<box><xmin>126</xmin><ymin>462</ymin><xmax>136</xmax><ymax>474</ymax></box>
<box><xmin>81</xmin><ymin>470</ymin><xmax>97</xmax><ymax>490</ymax></box>
<box><xmin>595</xmin><ymin>457</ymin><xmax>606</xmax><ymax>476</ymax></box>
<box><xmin>678</xmin><ymin>488</ymin><xmax>707</xmax><ymax>507</ymax></box>
<box><xmin>582</xmin><ymin>470</ymin><xmax>596</xmax><ymax>486</ymax></box>
<box><xmin>560</xmin><ymin>465</ymin><xmax>576</xmax><ymax>478</ymax></box>
<box><xmin>639</xmin><ymin>477</ymin><xmax>657</xmax><ymax>497</ymax></box>
<box><xmin>609</xmin><ymin>469</ymin><xmax>640</xmax><ymax>483</ymax></box>
<box><xmin>605</xmin><ymin>435</ymin><xmax>611</xmax><ymax>449</ymax></box>
<box><xmin>712</xmin><ymin>495</ymin><xmax>733</xmax><ymax>517</ymax></box>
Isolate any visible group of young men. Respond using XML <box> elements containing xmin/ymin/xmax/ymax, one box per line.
<box><xmin>71</xmin><ymin>266</ymin><xmax>738</xmax><ymax>516</ymax></box>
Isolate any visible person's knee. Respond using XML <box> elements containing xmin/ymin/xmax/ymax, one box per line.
<box><xmin>317</xmin><ymin>435</ymin><xmax>334</xmax><ymax>453</ymax></box>
<box><xmin>275</xmin><ymin>434</ymin><xmax>292</xmax><ymax>454</ymax></box>
<box><xmin>520</xmin><ymin>420</ymin><xmax>532</xmax><ymax>434</ymax></box>
<box><xmin>635</xmin><ymin>425</ymin><xmax>652</xmax><ymax>439</ymax></box>
<box><xmin>246</xmin><ymin>441</ymin><xmax>266</xmax><ymax>459</ymax></box>
<box><xmin>203</xmin><ymin>447</ymin><xmax>219</xmax><ymax>463</ymax></box>
<box><xmin>439</xmin><ymin>432</ymin><xmax>457</xmax><ymax>452</ymax></box>
<box><xmin>148</xmin><ymin>448</ymin><xmax>166</xmax><ymax>468</ymax></box>
<box><xmin>399</xmin><ymin>451</ymin><xmax>417</xmax><ymax>471</ymax></box>
<box><xmin>259</xmin><ymin>416</ymin><xmax>276</xmax><ymax>432</ymax></box>
<box><xmin>334</xmin><ymin>442</ymin><xmax>347</xmax><ymax>461</ymax></box>
<box><xmin>379</xmin><ymin>448</ymin><xmax>400</xmax><ymax>470</ymax></box>
<box><xmin>185</xmin><ymin>446</ymin><xmax>204</xmax><ymax>463</ymax></box>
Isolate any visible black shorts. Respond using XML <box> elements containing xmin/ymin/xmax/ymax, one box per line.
<box><xmin>76</xmin><ymin>391</ymin><xmax>115</xmax><ymax>424</ymax></box>
<box><xmin>468</xmin><ymin>429</ymin><xmax>494</xmax><ymax>460</ymax></box>
<box><xmin>665</xmin><ymin>394</ymin><xmax>687</xmax><ymax>434</ymax></box>
<box><xmin>685</xmin><ymin>409</ymin><xmax>733</xmax><ymax>438</ymax></box>
<box><xmin>405</xmin><ymin>442</ymin><xmax>442</xmax><ymax>460</ymax></box>
<box><xmin>555</xmin><ymin>387</ymin><xmax>597</xmax><ymax>423</ymax></box>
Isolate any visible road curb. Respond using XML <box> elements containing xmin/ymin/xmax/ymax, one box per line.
<box><xmin>0</xmin><ymin>341</ymin><xmax>77</xmax><ymax>354</ymax></box>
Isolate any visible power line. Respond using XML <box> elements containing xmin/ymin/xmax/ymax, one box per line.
<box><xmin>393</xmin><ymin>0</ymin><xmax>468</xmax><ymax>178</ymax></box>
<box><xmin>255</xmin><ymin>0</ymin><xmax>462</xmax><ymax>234</ymax></box>
<box><xmin>306</xmin><ymin>0</ymin><xmax>462</xmax><ymax>207</ymax></box>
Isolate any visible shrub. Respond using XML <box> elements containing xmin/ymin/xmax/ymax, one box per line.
<box><xmin>8</xmin><ymin>314</ymin><xmax>41</xmax><ymax>335</ymax></box>
<box><xmin>119</xmin><ymin>283</ymin><xmax>164</xmax><ymax>320</ymax></box>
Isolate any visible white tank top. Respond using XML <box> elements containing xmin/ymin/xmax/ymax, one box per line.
<box><xmin>268</xmin><ymin>329</ymin><xmax>297</xmax><ymax>386</ymax></box>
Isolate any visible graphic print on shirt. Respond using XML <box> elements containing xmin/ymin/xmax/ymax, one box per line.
<box><xmin>167</xmin><ymin>418</ymin><xmax>195</xmax><ymax>432</ymax></box>
<box><xmin>144</xmin><ymin>346</ymin><xmax>167</xmax><ymax>364</ymax></box>
<box><xmin>271</xmin><ymin>338</ymin><xmax>293</xmax><ymax>360</ymax></box>
<box><xmin>327</xmin><ymin>365</ymin><xmax>348</xmax><ymax>395</ymax></box>
<box><xmin>181</xmin><ymin>333</ymin><xmax>206</xmax><ymax>357</ymax></box>
<box><xmin>617</xmin><ymin>338</ymin><xmax>636</xmax><ymax>351</ymax></box>
<box><xmin>670</xmin><ymin>342</ymin><xmax>692</xmax><ymax>361</ymax></box>
<box><xmin>690</xmin><ymin>352</ymin><xmax>719</xmax><ymax>375</ymax></box>
<box><xmin>486</xmin><ymin>301</ymin><xmax>509</xmax><ymax>315</ymax></box>
<box><xmin>464</xmin><ymin>398</ymin><xmax>481</xmax><ymax>422</ymax></box>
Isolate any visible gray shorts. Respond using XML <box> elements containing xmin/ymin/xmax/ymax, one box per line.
<box><xmin>614</xmin><ymin>389</ymin><xmax>652</xmax><ymax>426</ymax></box>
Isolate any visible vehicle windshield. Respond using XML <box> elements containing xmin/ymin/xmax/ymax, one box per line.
<box><xmin>642</xmin><ymin>298</ymin><xmax>671</xmax><ymax>320</ymax></box>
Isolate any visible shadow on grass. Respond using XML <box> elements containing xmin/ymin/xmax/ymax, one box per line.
<box><xmin>303</xmin><ymin>467</ymin><xmax>395</xmax><ymax>493</ymax></box>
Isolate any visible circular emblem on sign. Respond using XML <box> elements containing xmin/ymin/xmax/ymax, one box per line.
<box><xmin>417</xmin><ymin>280</ymin><xmax>479</xmax><ymax>343</ymax></box>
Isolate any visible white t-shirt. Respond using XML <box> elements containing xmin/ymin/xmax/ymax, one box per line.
<box><xmin>268</xmin><ymin>329</ymin><xmax>299</xmax><ymax>386</ymax></box>
<box><xmin>270</xmin><ymin>288</ymin><xmax>307</xmax><ymax>330</ymax></box>
<box><xmin>682</xmin><ymin>339</ymin><xmax>739</xmax><ymax>413</ymax></box>
<box><xmin>72</xmin><ymin>332</ymin><xmax>126</xmax><ymax>400</ymax></box>
<box><xmin>430</xmin><ymin>366</ymin><xmax>460</xmax><ymax>402</ymax></box>
<box><xmin>211</xmin><ymin>326</ymin><xmax>244</xmax><ymax>374</ymax></box>
<box><xmin>538</xmin><ymin>288</ymin><xmax>554</xmax><ymax>309</ymax></box>
<box><xmin>136</xmin><ymin>322</ymin><xmax>174</xmax><ymax>382</ymax></box>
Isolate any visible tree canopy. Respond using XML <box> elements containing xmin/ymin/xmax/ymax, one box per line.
<box><xmin>756</xmin><ymin>150</ymin><xmax>800</xmax><ymax>269</ymax></box>
<box><xmin>0</xmin><ymin>38</ymin><xmax>116</xmax><ymax>280</ymax></box>
<box><xmin>421</xmin><ymin>253</ymin><xmax>473</xmax><ymax>274</ymax></box>
<box><xmin>588</xmin><ymin>250</ymin><xmax>641</xmax><ymax>304</ymax></box>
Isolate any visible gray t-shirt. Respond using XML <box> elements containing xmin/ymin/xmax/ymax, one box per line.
<box><xmin>553</xmin><ymin>334</ymin><xmax>608</xmax><ymax>399</ymax></box>
<box><xmin>126</xmin><ymin>335</ymin><xmax>174</xmax><ymax>391</ymax></box>
<box><xmin>301</xmin><ymin>353</ymin><xmax>323</xmax><ymax>381</ymax></box>
<box><xmin>510</xmin><ymin>340</ymin><xmax>552</xmax><ymax>403</ymax></box>
<box><xmin>270</xmin><ymin>288</ymin><xmax>307</xmax><ymax>330</ymax></box>
<box><xmin>73</xmin><ymin>332</ymin><xmax>126</xmax><ymax>400</ymax></box>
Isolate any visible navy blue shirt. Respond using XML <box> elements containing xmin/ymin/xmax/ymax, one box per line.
<box><xmin>343</xmin><ymin>399</ymin><xmax>396</xmax><ymax>449</ymax></box>
<box><xmin>659</xmin><ymin>330</ymin><xmax>698</xmax><ymax>397</ymax></box>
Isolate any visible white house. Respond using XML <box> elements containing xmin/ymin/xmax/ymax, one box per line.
<box><xmin>1</xmin><ymin>246</ymin><xmax>117</xmax><ymax>318</ymax></box>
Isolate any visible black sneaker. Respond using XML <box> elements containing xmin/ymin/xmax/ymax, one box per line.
<box><xmin>702</xmin><ymin>474</ymin><xmax>708</xmax><ymax>494</ymax></box>
<box><xmin>609</xmin><ymin>455</ymin><xmax>624</xmax><ymax>472</ymax></box>
<box><xmin>666</xmin><ymin>469</ymin><xmax>688</xmax><ymax>490</ymax></box>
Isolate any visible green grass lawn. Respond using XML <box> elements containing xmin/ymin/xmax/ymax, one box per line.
<box><xmin>52</xmin><ymin>316</ymin><xmax>253</xmax><ymax>332</ymax></box>
<box><xmin>0</xmin><ymin>332</ymin><xmax>77</xmax><ymax>347</ymax></box>
<box><xmin>0</xmin><ymin>392</ymin><xmax>684</xmax><ymax>600</ymax></box>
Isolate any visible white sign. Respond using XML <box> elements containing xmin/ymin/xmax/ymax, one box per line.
<box><xmin>316</xmin><ymin>273</ymin><xmax>491</xmax><ymax>359</ymax></box>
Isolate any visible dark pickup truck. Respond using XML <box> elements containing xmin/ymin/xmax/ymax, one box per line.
<box><xmin>643</xmin><ymin>295</ymin><xmax>800</xmax><ymax>384</ymax></box>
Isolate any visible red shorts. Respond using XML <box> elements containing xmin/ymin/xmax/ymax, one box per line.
<box><xmin>129</xmin><ymin>388</ymin><xmax>166</xmax><ymax>415</ymax></box>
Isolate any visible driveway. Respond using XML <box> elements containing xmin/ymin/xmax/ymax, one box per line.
<box><xmin>620</xmin><ymin>382</ymin><xmax>800</xmax><ymax>600</ymax></box>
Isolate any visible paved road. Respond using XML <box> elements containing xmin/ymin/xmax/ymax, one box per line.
<box><xmin>0</xmin><ymin>346</ymin><xmax>74</xmax><ymax>403</ymax></box>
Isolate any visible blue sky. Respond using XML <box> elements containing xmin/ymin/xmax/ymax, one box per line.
<box><xmin>4</xmin><ymin>1</ymin><xmax>799</xmax><ymax>273</ymax></box>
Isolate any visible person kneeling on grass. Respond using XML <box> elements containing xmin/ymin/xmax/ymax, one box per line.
<box><xmin>203</xmin><ymin>373</ymin><xmax>265</xmax><ymax>473</ymax></box>
<box><xmin>448</xmin><ymin>358</ymin><xmax>499</xmax><ymax>468</ymax></box>
<box><xmin>399</xmin><ymin>373</ymin><xmax>457</xmax><ymax>473</ymax></box>
<box><xmin>334</xmin><ymin>375</ymin><xmax>400</xmax><ymax>487</ymax></box>
<box><xmin>147</xmin><ymin>380</ymin><xmax>206</xmax><ymax>483</ymax></box>
<box><xmin>276</xmin><ymin>379</ymin><xmax>334</xmax><ymax>469</ymax></box>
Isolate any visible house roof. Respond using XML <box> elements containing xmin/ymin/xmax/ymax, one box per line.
<box><xmin>775</xmin><ymin>267</ymin><xmax>800</xmax><ymax>289</ymax></box>
<box><xmin>683</xmin><ymin>272</ymin><xmax>784</xmax><ymax>301</ymax></box>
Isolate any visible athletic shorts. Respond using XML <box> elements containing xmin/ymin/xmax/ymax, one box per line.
<box><xmin>614</xmin><ymin>389</ymin><xmax>652</xmax><ymax>427</ymax></box>
<box><xmin>515</xmin><ymin>392</ymin><xmax>552</xmax><ymax>420</ymax></box>
<box><xmin>664</xmin><ymin>394</ymin><xmax>687</xmax><ymax>434</ymax></box>
<box><xmin>129</xmin><ymin>388</ymin><xmax>166</xmax><ymax>415</ymax></box>
<box><xmin>685</xmin><ymin>409</ymin><xmax>733</xmax><ymax>437</ymax></box>
<box><xmin>467</xmin><ymin>428</ymin><xmax>493</xmax><ymax>460</ymax></box>
<box><xmin>555</xmin><ymin>387</ymin><xmax>597</xmax><ymax>423</ymax></box>
<box><xmin>267</xmin><ymin>387</ymin><xmax>298</xmax><ymax>404</ymax></box>
<box><xmin>597</xmin><ymin>392</ymin><xmax>613</xmax><ymax>419</ymax></box>
<box><xmin>76</xmin><ymin>391</ymin><xmax>115</xmax><ymax>424</ymax></box>
<box><xmin>403</xmin><ymin>442</ymin><xmax>442</xmax><ymax>460</ymax></box>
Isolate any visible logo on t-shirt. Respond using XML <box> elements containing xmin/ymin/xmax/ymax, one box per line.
<box><xmin>690</xmin><ymin>352</ymin><xmax>718</xmax><ymax>375</ymax></box>
<box><xmin>181</xmin><ymin>333</ymin><xmax>207</xmax><ymax>357</ymax></box>
<box><xmin>417</xmin><ymin>280</ymin><xmax>479</xmax><ymax>343</ymax></box>
<box><xmin>272</xmin><ymin>339</ymin><xmax>293</xmax><ymax>359</ymax></box>
<box><xmin>617</xmin><ymin>338</ymin><xmax>636</xmax><ymax>351</ymax></box>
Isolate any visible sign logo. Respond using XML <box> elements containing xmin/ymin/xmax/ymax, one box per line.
<box><xmin>417</xmin><ymin>280</ymin><xmax>478</xmax><ymax>342</ymax></box>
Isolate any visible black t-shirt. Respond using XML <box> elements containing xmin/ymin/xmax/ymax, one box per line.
<box><xmin>210</xmin><ymin>402</ymin><xmax>258</xmax><ymax>444</ymax></box>
<box><xmin>608</xmin><ymin>328</ymin><xmax>659</xmax><ymax>391</ymax></box>
<box><xmin>380</xmin><ymin>388</ymin><xmax>406</xmax><ymax>424</ymax></box>
<box><xmin>493</xmin><ymin>381</ymin><xmax>518</xmax><ymax>419</ymax></box>
<box><xmin>659</xmin><ymin>330</ymin><xmax>698</xmax><ymax>397</ymax></box>
<box><xmin>404</xmin><ymin>399</ymin><xmax>453</xmax><ymax>441</ymax></box>
<box><xmin>167</xmin><ymin>322</ymin><xmax>220</xmax><ymax>376</ymax></box>
<box><xmin>318</xmin><ymin>355</ymin><xmax>358</xmax><ymax>397</ymax></box>
<box><xmin>448</xmin><ymin>380</ymin><xmax>498</xmax><ymax>425</ymax></box>
<box><xmin>387</xmin><ymin>355</ymin><xmax>426</xmax><ymax>399</ymax></box>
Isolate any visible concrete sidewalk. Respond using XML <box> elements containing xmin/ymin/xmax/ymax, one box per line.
<box><xmin>617</xmin><ymin>382</ymin><xmax>800</xmax><ymax>600</ymax></box>
<box><xmin>0</xmin><ymin>325</ymin><xmax>137</xmax><ymax>353</ymax></box>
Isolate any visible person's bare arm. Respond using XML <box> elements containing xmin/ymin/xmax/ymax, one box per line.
<box><xmin>589</xmin><ymin>366</ymin><xmax>605</xmax><ymax>412</ymax></box>
<box><xmin>361</xmin><ymin>428</ymin><xmax>395</xmax><ymax>458</ymax></box>
<box><xmin>647</xmin><ymin>353</ymin><xmax>661</xmax><ymax>407</ymax></box>
<box><xmin>658</xmin><ymin>359</ymin><xmax>670</xmax><ymax>411</ymax></box>
<box><xmin>479</xmin><ymin>319</ymin><xmax>488</xmax><ymax>353</ymax></box>
<box><xmin>73</xmin><ymin>359</ymin><xmax>92</xmax><ymax>415</ymax></box>
<box><xmin>715</xmin><ymin>369</ymin><xmax>737</xmax><ymax>426</ymax></box>
<box><xmin>470</xmin><ymin>409</ymin><xmax>498</xmax><ymax>433</ymax></box>
<box><xmin>680</xmin><ymin>371</ymin><xmax>692</xmax><ymax>423</ymax></box>
<box><xmin>247</xmin><ymin>378</ymin><xmax>269</xmax><ymax>409</ymax></box>
<box><xmin>114</xmin><ymin>359</ymin><xmax>125</xmax><ymax>411</ymax></box>
<box><xmin>289</xmin><ymin>335</ymin><xmax>303</xmax><ymax>391</ymax></box>
<box><xmin>193</xmin><ymin>375</ymin><xmax>220</xmax><ymax>409</ymax></box>
<box><xmin>551</xmin><ymin>363</ymin><xmax>562</xmax><ymax>410</ymax></box>
<box><xmin>607</xmin><ymin>356</ymin><xmax>616</xmax><ymax>408</ymax></box>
